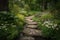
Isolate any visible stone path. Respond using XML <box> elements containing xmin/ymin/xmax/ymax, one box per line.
<box><xmin>19</xmin><ymin>16</ymin><xmax>46</xmax><ymax>40</ymax></box>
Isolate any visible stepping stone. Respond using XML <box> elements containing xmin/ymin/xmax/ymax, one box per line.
<box><xmin>20</xmin><ymin>36</ymin><xmax>35</xmax><ymax>40</ymax></box>
<box><xmin>27</xmin><ymin>22</ymin><xmax>37</xmax><ymax>25</ymax></box>
<box><xmin>23</xmin><ymin>28</ymin><xmax>42</xmax><ymax>36</ymax></box>
<box><xmin>25</xmin><ymin>17</ymin><xmax>32</xmax><ymax>19</ymax></box>
<box><xmin>26</xmin><ymin>25</ymin><xmax>38</xmax><ymax>28</ymax></box>
<box><xmin>25</xmin><ymin>16</ymin><xmax>34</xmax><ymax>19</ymax></box>
<box><xmin>25</xmin><ymin>19</ymin><xmax>33</xmax><ymax>22</ymax></box>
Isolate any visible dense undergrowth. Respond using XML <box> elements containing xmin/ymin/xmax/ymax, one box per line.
<box><xmin>33</xmin><ymin>12</ymin><xmax>60</xmax><ymax>40</ymax></box>
<box><xmin>0</xmin><ymin>3</ymin><xmax>25</xmax><ymax>40</ymax></box>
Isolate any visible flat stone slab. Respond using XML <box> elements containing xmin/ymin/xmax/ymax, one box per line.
<box><xmin>26</xmin><ymin>22</ymin><xmax>37</xmax><ymax>25</ymax></box>
<box><xmin>20</xmin><ymin>36</ymin><xmax>35</xmax><ymax>40</ymax></box>
<box><xmin>23</xmin><ymin>28</ymin><xmax>42</xmax><ymax>36</ymax></box>
<box><xmin>25</xmin><ymin>19</ymin><xmax>33</xmax><ymax>22</ymax></box>
<box><xmin>26</xmin><ymin>25</ymin><xmax>38</xmax><ymax>28</ymax></box>
<box><xmin>25</xmin><ymin>16</ymin><xmax>34</xmax><ymax>19</ymax></box>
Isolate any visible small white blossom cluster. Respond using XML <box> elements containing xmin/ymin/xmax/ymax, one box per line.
<box><xmin>42</xmin><ymin>21</ymin><xmax>57</xmax><ymax>29</ymax></box>
<box><xmin>0</xmin><ymin>23</ymin><xmax>16</xmax><ymax>30</ymax></box>
<box><xmin>0</xmin><ymin>25</ymin><xmax>7</xmax><ymax>31</ymax></box>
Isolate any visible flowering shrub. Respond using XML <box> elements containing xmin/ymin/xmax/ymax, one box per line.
<box><xmin>33</xmin><ymin>13</ymin><xmax>60</xmax><ymax>40</ymax></box>
<box><xmin>42</xmin><ymin>20</ymin><xmax>58</xmax><ymax>29</ymax></box>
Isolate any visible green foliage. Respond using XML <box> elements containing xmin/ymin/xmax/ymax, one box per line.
<box><xmin>33</xmin><ymin>12</ymin><xmax>54</xmax><ymax>22</ymax></box>
<box><xmin>0</xmin><ymin>12</ymin><xmax>18</xmax><ymax>40</ymax></box>
<box><xmin>40</xmin><ymin>13</ymin><xmax>54</xmax><ymax>21</ymax></box>
<box><xmin>0</xmin><ymin>1</ymin><xmax>25</xmax><ymax>40</ymax></box>
<box><xmin>38</xmin><ymin>21</ymin><xmax>57</xmax><ymax>37</ymax></box>
<box><xmin>1</xmin><ymin>0</ymin><xmax>60</xmax><ymax>40</ymax></box>
<box><xmin>9</xmin><ymin>2</ymin><xmax>25</xmax><ymax>30</ymax></box>
<box><xmin>33</xmin><ymin>12</ymin><xmax>60</xmax><ymax>40</ymax></box>
<box><xmin>41</xmin><ymin>26</ymin><xmax>54</xmax><ymax>37</ymax></box>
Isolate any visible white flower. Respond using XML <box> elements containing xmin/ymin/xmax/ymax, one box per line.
<box><xmin>43</xmin><ymin>21</ymin><xmax>49</xmax><ymax>24</ymax></box>
<box><xmin>1</xmin><ymin>24</ymin><xmax>4</xmax><ymax>25</ymax></box>
<box><xmin>56</xmin><ymin>28</ymin><xmax>59</xmax><ymax>30</ymax></box>
<box><xmin>45</xmin><ymin>24</ymin><xmax>48</xmax><ymax>27</ymax></box>
<box><xmin>2</xmin><ymin>25</ymin><xmax>6</xmax><ymax>28</ymax></box>
<box><xmin>42</xmin><ymin>20</ymin><xmax>57</xmax><ymax>29</ymax></box>
<box><xmin>52</xmin><ymin>26</ymin><xmax>55</xmax><ymax>29</ymax></box>
<box><xmin>45</xmin><ymin>25</ymin><xmax>51</xmax><ymax>28</ymax></box>
<box><xmin>0</xmin><ymin>27</ymin><xmax>1</xmax><ymax>29</ymax></box>
<box><xmin>48</xmin><ymin>22</ymin><xmax>51</xmax><ymax>24</ymax></box>
<box><xmin>54</xmin><ymin>24</ymin><xmax>57</xmax><ymax>27</ymax></box>
<box><xmin>5</xmin><ymin>28</ymin><xmax>7</xmax><ymax>31</ymax></box>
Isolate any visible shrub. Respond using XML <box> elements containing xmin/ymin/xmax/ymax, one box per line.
<box><xmin>0</xmin><ymin>12</ymin><xmax>18</xmax><ymax>40</ymax></box>
<box><xmin>33</xmin><ymin>12</ymin><xmax>60</xmax><ymax>40</ymax></box>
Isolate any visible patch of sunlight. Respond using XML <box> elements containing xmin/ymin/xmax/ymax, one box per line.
<box><xmin>19</xmin><ymin>22</ymin><xmax>23</xmax><ymax>25</ymax></box>
<box><xmin>16</xmin><ymin>14</ymin><xmax>24</xmax><ymax>20</ymax></box>
<box><xmin>20</xmin><ymin>10</ymin><xmax>27</xmax><ymax>13</ymax></box>
<box><xmin>40</xmin><ymin>13</ymin><xmax>54</xmax><ymax>19</ymax></box>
